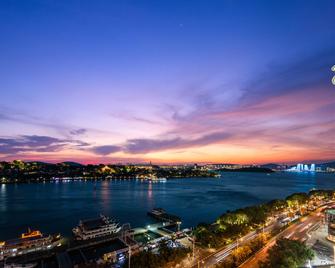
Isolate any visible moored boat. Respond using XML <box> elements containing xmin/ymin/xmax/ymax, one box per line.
<box><xmin>72</xmin><ymin>214</ymin><xmax>121</xmax><ymax>240</ymax></box>
<box><xmin>0</xmin><ymin>229</ymin><xmax>61</xmax><ymax>260</ymax></box>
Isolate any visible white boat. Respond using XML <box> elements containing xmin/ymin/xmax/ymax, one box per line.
<box><xmin>72</xmin><ymin>214</ymin><xmax>121</xmax><ymax>240</ymax></box>
<box><xmin>0</xmin><ymin>229</ymin><xmax>61</xmax><ymax>261</ymax></box>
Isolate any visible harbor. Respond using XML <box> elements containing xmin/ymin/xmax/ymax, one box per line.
<box><xmin>0</xmin><ymin>209</ymin><xmax>187</xmax><ymax>268</ymax></box>
<box><xmin>2</xmin><ymin>173</ymin><xmax>335</xmax><ymax>267</ymax></box>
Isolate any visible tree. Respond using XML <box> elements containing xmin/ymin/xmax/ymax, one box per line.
<box><xmin>309</xmin><ymin>189</ymin><xmax>334</xmax><ymax>200</ymax></box>
<box><xmin>231</xmin><ymin>245</ymin><xmax>252</xmax><ymax>265</ymax></box>
<box><xmin>194</xmin><ymin>223</ymin><xmax>223</xmax><ymax>248</ymax></box>
<box><xmin>127</xmin><ymin>250</ymin><xmax>162</xmax><ymax>268</ymax></box>
<box><xmin>248</xmin><ymin>232</ymin><xmax>269</xmax><ymax>252</ymax></box>
<box><xmin>266</xmin><ymin>199</ymin><xmax>287</xmax><ymax>215</ymax></box>
<box><xmin>260</xmin><ymin>238</ymin><xmax>314</xmax><ymax>268</ymax></box>
<box><xmin>286</xmin><ymin>193</ymin><xmax>309</xmax><ymax>208</ymax></box>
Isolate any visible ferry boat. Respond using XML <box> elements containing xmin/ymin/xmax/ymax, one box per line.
<box><xmin>72</xmin><ymin>214</ymin><xmax>121</xmax><ymax>240</ymax></box>
<box><xmin>0</xmin><ymin>229</ymin><xmax>61</xmax><ymax>261</ymax></box>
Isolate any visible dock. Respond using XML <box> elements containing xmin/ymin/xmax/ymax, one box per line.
<box><xmin>147</xmin><ymin>208</ymin><xmax>182</xmax><ymax>224</ymax></box>
<box><xmin>1</xmin><ymin>211</ymin><xmax>182</xmax><ymax>267</ymax></box>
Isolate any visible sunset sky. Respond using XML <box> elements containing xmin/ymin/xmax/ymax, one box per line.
<box><xmin>0</xmin><ymin>0</ymin><xmax>335</xmax><ymax>164</ymax></box>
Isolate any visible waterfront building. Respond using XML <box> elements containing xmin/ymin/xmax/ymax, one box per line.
<box><xmin>325</xmin><ymin>209</ymin><xmax>335</xmax><ymax>242</ymax></box>
<box><xmin>286</xmin><ymin>163</ymin><xmax>316</xmax><ymax>172</ymax></box>
<box><xmin>72</xmin><ymin>214</ymin><xmax>121</xmax><ymax>240</ymax></box>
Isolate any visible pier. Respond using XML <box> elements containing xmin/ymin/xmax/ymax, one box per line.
<box><xmin>147</xmin><ymin>208</ymin><xmax>182</xmax><ymax>231</ymax></box>
<box><xmin>1</xmin><ymin>212</ymin><xmax>182</xmax><ymax>268</ymax></box>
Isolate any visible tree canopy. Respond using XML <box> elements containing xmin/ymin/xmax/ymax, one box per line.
<box><xmin>260</xmin><ymin>238</ymin><xmax>314</xmax><ymax>268</ymax></box>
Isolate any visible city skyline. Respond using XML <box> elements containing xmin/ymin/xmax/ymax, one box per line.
<box><xmin>1</xmin><ymin>1</ymin><xmax>335</xmax><ymax>164</ymax></box>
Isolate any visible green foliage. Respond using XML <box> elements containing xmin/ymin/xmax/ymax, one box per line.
<box><xmin>248</xmin><ymin>232</ymin><xmax>269</xmax><ymax>252</ymax></box>
<box><xmin>231</xmin><ymin>245</ymin><xmax>252</xmax><ymax>264</ymax></box>
<box><xmin>309</xmin><ymin>189</ymin><xmax>334</xmax><ymax>199</ymax></box>
<box><xmin>265</xmin><ymin>199</ymin><xmax>288</xmax><ymax>214</ymax></box>
<box><xmin>0</xmin><ymin>160</ymin><xmax>217</xmax><ymax>182</ymax></box>
<box><xmin>259</xmin><ymin>238</ymin><xmax>314</xmax><ymax>268</ymax></box>
<box><xmin>126</xmin><ymin>250</ymin><xmax>161</xmax><ymax>268</ymax></box>
<box><xmin>215</xmin><ymin>233</ymin><xmax>270</xmax><ymax>268</ymax></box>
<box><xmin>194</xmin><ymin>223</ymin><xmax>224</xmax><ymax>248</ymax></box>
<box><xmin>196</xmin><ymin>204</ymin><xmax>268</xmax><ymax>248</ymax></box>
<box><xmin>286</xmin><ymin>193</ymin><xmax>309</xmax><ymax>208</ymax></box>
<box><xmin>195</xmin><ymin>188</ymin><xmax>335</xmax><ymax>249</ymax></box>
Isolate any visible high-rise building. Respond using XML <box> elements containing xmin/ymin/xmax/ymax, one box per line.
<box><xmin>286</xmin><ymin>163</ymin><xmax>316</xmax><ymax>172</ymax></box>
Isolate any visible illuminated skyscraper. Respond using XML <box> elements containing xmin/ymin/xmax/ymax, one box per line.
<box><xmin>286</xmin><ymin>163</ymin><xmax>316</xmax><ymax>172</ymax></box>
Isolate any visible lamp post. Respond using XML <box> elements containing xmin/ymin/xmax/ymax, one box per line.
<box><xmin>192</xmin><ymin>236</ymin><xmax>195</xmax><ymax>260</ymax></box>
<box><xmin>183</xmin><ymin>230</ymin><xmax>196</xmax><ymax>263</ymax></box>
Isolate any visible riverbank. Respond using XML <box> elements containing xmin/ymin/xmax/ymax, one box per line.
<box><xmin>0</xmin><ymin>160</ymin><xmax>218</xmax><ymax>184</ymax></box>
<box><xmin>1</xmin><ymin>172</ymin><xmax>335</xmax><ymax>240</ymax></box>
<box><xmin>194</xmin><ymin>189</ymin><xmax>334</xmax><ymax>248</ymax></box>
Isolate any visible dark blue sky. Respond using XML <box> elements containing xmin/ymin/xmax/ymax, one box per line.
<box><xmin>0</xmin><ymin>0</ymin><xmax>334</xmax><ymax>163</ymax></box>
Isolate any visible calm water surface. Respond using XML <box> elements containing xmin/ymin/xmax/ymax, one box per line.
<box><xmin>0</xmin><ymin>172</ymin><xmax>334</xmax><ymax>240</ymax></box>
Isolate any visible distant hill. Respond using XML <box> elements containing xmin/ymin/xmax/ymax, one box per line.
<box><xmin>27</xmin><ymin>161</ymin><xmax>53</xmax><ymax>166</ymax></box>
<box><xmin>318</xmin><ymin>161</ymin><xmax>335</xmax><ymax>168</ymax></box>
<box><xmin>61</xmin><ymin>161</ymin><xmax>83</xmax><ymax>167</ymax></box>
<box><xmin>260</xmin><ymin>163</ymin><xmax>282</xmax><ymax>170</ymax></box>
<box><xmin>219</xmin><ymin>167</ymin><xmax>274</xmax><ymax>173</ymax></box>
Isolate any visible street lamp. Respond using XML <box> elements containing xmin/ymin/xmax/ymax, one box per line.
<box><xmin>128</xmin><ymin>245</ymin><xmax>131</xmax><ymax>268</ymax></box>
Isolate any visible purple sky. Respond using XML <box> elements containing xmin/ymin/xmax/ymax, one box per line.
<box><xmin>0</xmin><ymin>0</ymin><xmax>335</xmax><ymax>164</ymax></box>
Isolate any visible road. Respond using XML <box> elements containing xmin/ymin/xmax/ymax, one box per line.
<box><xmin>239</xmin><ymin>207</ymin><xmax>325</xmax><ymax>268</ymax></box>
<box><xmin>190</xmin><ymin>203</ymin><xmax>331</xmax><ymax>268</ymax></box>
<box><xmin>192</xmin><ymin>223</ymin><xmax>276</xmax><ymax>268</ymax></box>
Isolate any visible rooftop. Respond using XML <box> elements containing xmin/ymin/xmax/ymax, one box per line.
<box><xmin>81</xmin><ymin>218</ymin><xmax>107</xmax><ymax>231</ymax></box>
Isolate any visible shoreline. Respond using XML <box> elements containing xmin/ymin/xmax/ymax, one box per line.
<box><xmin>1</xmin><ymin>172</ymin><xmax>335</xmax><ymax>241</ymax></box>
<box><xmin>0</xmin><ymin>175</ymin><xmax>220</xmax><ymax>184</ymax></box>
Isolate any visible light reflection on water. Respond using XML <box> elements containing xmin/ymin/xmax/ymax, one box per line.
<box><xmin>0</xmin><ymin>171</ymin><xmax>334</xmax><ymax>240</ymax></box>
<box><xmin>0</xmin><ymin>184</ymin><xmax>6</xmax><ymax>214</ymax></box>
<box><xmin>1</xmin><ymin>183</ymin><xmax>5</xmax><ymax>194</ymax></box>
<box><xmin>148</xmin><ymin>181</ymin><xmax>152</xmax><ymax>200</ymax></box>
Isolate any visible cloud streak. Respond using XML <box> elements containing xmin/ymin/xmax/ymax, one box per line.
<box><xmin>0</xmin><ymin>135</ymin><xmax>89</xmax><ymax>155</ymax></box>
<box><xmin>88</xmin><ymin>131</ymin><xmax>231</xmax><ymax>155</ymax></box>
<box><xmin>90</xmin><ymin>145</ymin><xmax>122</xmax><ymax>155</ymax></box>
<box><xmin>70</xmin><ymin>128</ymin><xmax>87</xmax><ymax>135</ymax></box>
